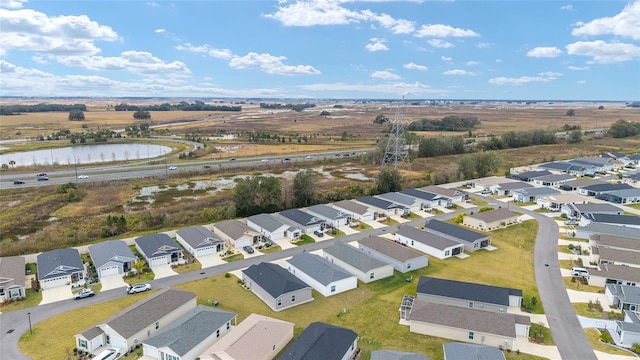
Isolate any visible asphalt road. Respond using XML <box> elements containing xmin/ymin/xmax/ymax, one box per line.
<box><xmin>0</xmin><ymin>213</ymin><xmax>445</xmax><ymax>360</ymax></box>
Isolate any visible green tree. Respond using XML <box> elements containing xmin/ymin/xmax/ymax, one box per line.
<box><xmin>8</xmin><ymin>160</ymin><xmax>15</xmax><ymax>168</ymax></box>
<box><xmin>566</xmin><ymin>109</ymin><xmax>576</xmax><ymax>116</ymax></box>
<box><xmin>373</xmin><ymin>114</ymin><xmax>389</xmax><ymax>124</ymax></box>
<box><xmin>567</xmin><ymin>130</ymin><xmax>582</xmax><ymax>143</ymax></box>
<box><xmin>293</xmin><ymin>170</ymin><xmax>318</xmax><ymax>208</ymax></box>
<box><xmin>373</xmin><ymin>168</ymin><xmax>403</xmax><ymax>195</ymax></box>
<box><xmin>475</xmin><ymin>152</ymin><xmax>501</xmax><ymax>178</ymax></box>
<box><xmin>133</xmin><ymin>110</ymin><xmax>151</xmax><ymax>119</ymax></box>
<box><xmin>320</xmin><ymin>110</ymin><xmax>330</xmax><ymax>116</ymax></box>
<box><xmin>234</xmin><ymin>175</ymin><xmax>283</xmax><ymax>217</ymax></box>
<box><xmin>68</xmin><ymin>110</ymin><xmax>85</xmax><ymax>121</ymax></box>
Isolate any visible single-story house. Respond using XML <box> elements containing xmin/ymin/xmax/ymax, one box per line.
<box><xmin>399</xmin><ymin>188</ymin><xmax>442</xmax><ymax>209</ymax></box>
<box><xmin>213</xmin><ymin>219</ymin><xmax>261</xmax><ymax>250</ymax></box>
<box><xmin>561</xmin><ymin>203</ymin><xmax>623</xmax><ymax>219</ymax></box>
<box><xmin>536</xmin><ymin>193</ymin><xmax>589</xmax><ymax>210</ymax></box>
<box><xmin>278</xmin><ymin>209</ymin><xmax>326</xmax><ymax>234</ymax></box>
<box><xmin>605</xmin><ymin>284</ymin><xmax>640</xmax><ymax>313</ymax></box>
<box><xmin>424</xmin><ymin>220</ymin><xmax>491</xmax><ymax>252</ymax></box>
<box><xmin>358</xmin><ymin>236</ymin><xmax>429</xmax><ymax>273</ymax></box>
<box><xmin>443</xmin><ymin>343</ymin><xmax>505</xmax><ymax>360</ymax></box>
<box><xmin>512</xmin><ymin>187</ymin><xmax>560</xmax><ymax>203</ymax></box>
<box><xmin>247</xmin><ymin>213</ymin><xmax>300</xmax><ymax>241</ymax></box>
<box><xmin>242</xmin><ymin>262</ymin><xmax>313</xmax><ymax>311</ymax></box>
<box><xmin>286</xmin><ymin>253</ymin><xmax>357</xmax><ymax>297</ymax></box>
<box><xmin>575</xmin><ymin>223</ymin><xmax>640</xmax><ymax>240</ymax></box>
<box><xmin>508</xmin><ymin>170</ymin><xmax>552</xmax><ymax>182</ymax></box>
<box><xmin>614</xmin><ymin>312</ymin><xmax>640</xmax><ymax>347</ymax></box>
<box><xmin>581</xmin><ymin>213</ymin><xmax>640</xmax><ymax>229</ymax></box>
<box><xmin>355</xmin><ymin>196</ymin><xmax>408</xmax><ymax>217</ymax></box>
<box><xmin>135</xmin><ymin>234</ymin><xmax>184</xmax><ymax>267</ymax></box>
<box><xmin>416</xmin><ymin>276</ymin><xmax>523</xmax><ymax>312</ymax></box>
<box><xmin>590</xmin><ymin>234</ymin><xmax>640</xmax><ymax>251</ymax></box>
<box><xmin>588</xmin><ymin>264</ymin><xmax>639</xmax><ymax>287</ymax></box>
<box><xmin>537</xmin><ymin>161</ymin><xmax>594</xmax><ymax>177</ymax></box>
<box><xmin>489</xmin><ymin>182</ymin><xmax>533</xmax><ymax>196</ymax></box>
<box><xmin>471</xmin><ymin>177</ymin><xmax>519</xmax><ymax>192</ymax></box>
<box><xmin>75</xmin><ymin>289</ymin><xmax>197</xmax><ymax>355</ymax></box>
<box><xmin>0</xmin><ymin>256</ymin><xmax>26</xmax><ymax>302</ymax></box>
<box><xmin>595</xmin><ymin>247</ymin><xmax>640</xmax><ymax>269</ymax></box>
<box><xmin>404</xmin><ymin>299</ymin><xmax>530</xmax><ymax>350</ymax></box>
<box><xmin>323</xmin><ymin>242</ymin><xmax>394</xmax><ymax>283</ymax></box>
<box><xmin>278</xmin><ymin>322</ymin><xmax>358</xmax><ymax>360</ymax></box>
<box><xmin>578</xmin><ymin>183</ymin><xmax>634</xmax><ymax>197</ymax></box>
<box><xmin>602</xmin><ymin>152</ymin><xmax>630</xmax><ymax>163</ymax></box>
<box><xmin>623</xmin><ymin>172</ymin><xmax>640</xmax><ymax>186</ymax></box>
<box><xmin>420</xmin><ymin>185</ymin><xmax>468</xmax><ymax>205</ymax></box>
<box><xmin>376</xmin><ymin>192</ymin><xmax>421</xmax><ymax>213</ymax></box>
<box><xmin>559</xmin><ymin>178</ymin><xmax>605</xmax><ymax>191</ymax></box>
<box><xmin>199</xmin><ymin>313</ymin><xmax>294</xmax><ymax>360</ymax></box>
<box><xmin>395</xmin><ymin>225</ymin><xmax>464</xmax><ymax>260</ymax></box>
<box><xmin>142</xmin><ymin>306</ymin><xmax>236</xmax><ymax>360</ymax></box>
<box><xmin>463</xmin><ymin>208</ymin><xmax>518</xmax><ymax>231</ymax></box>
<box><xmin>37</xmin><ymin>248</ymin><xmax>85</xmax><ymax>290</ymax></box>
<box><xmin>371</xmin><ymin>350</ymin><xmax>430</xmax><ymax>360</ymax></box>
<box><xmin>330</xmin><ymin>200</ymin><xmax>376</xmax><ymax>222</ymax></box>
<box><xmin>305</xmin><ymin>204</ymin><xmax>350</xmax><ymax>229</ymax></box>
<box><xmin>571</xmin><ymin>157</ymin><xmax>619</xmax><ymax>173</ymax></box>
<box><xmin>532</xmin><ymin>173</ymin><xmax>575</xmax><ymax>187</ymax></box>
<box><xmin>597</xmin><ymin>188</ymin><xmax>640</xmax><ymax>204</ymax></box>
<box><xmin>175</xmin><ymin>226</ymin><xmax>225</xmax><ymax>258</ymax></box>
<box><xmin>88</xmin><ymin>240</ymin><xmax>137</xmax><ymax>279</ymax></box>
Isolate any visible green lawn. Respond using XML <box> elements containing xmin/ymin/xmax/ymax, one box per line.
<box><xmin>625</xmin><ymin>203</ymin><xmax>640</xmax><ymax>210</ymax></box>
<box><xmin>529</xmin><ymin>323</ymin><xmax>555</xmax><ymax>345</ymax></box>
<box><xmin>222</xmin><ymin>253</ymin><xmax>244</xmax><ymax>262</ymax></box>
<box><xmin>329</xmin><ymin>229</ymin><xmax>347</xmax><ymax>237</ymax></box>
<box><xmin>292</xmin><ymin>234</ymin><xmax>315</xmax><ymax>246</ymax></box>
<box><xmin>381</xmin><ymin>218</ymin><xmax>399</xmax><ymax>226</ymax></box>
<box><xmin>573</xmin><ymin>303</ymin><xmax>603</xmax><ymax>319</ymax></box>
<box><xmin>124</xmin><ymin>271</ymin><xmax>155</xmax><ymax>284</ymax></box>
<box><xmin>406</xmin><ymin>212</ymin><xmax>423</xmax><ymax>220</ymax></box>
<box><xmin>563</xmin><ymin>276</ymin><xmax>603</xmax><ymax>293</ymax></box>
<box><xmin>0</xmin><ymin>289</ymin><xmax>42</xmax><ymax>312</ymax></box>
<box><xmin>172</xmin><ymin>261</ymin><xmax>202</xmax><ymax>274</ymax></box>
<box><xmin>259</xmin><ymin>245</ymin><xmax>282</xmax><ymax>254</ymax></box>
<box><xmin>356</xmin><ymin>222</ymin><xmax>373</xmax><ymax>231</ymax></box>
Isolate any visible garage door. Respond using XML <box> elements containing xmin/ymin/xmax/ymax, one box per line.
<box><xmin>99</xmin><ymin>266</ymin><xmax>119</xmax><ymax>278</ymax></box>
<box><xmin>149</xmin><ymin>256</ymin><xmax>168</xmax><ymax>266</ymax></box>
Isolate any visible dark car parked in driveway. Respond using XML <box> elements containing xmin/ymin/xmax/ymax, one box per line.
<box><xmin>243</xmin><ymin>246</ymin><xmax>255</xmax><ymax>254</ymax></box>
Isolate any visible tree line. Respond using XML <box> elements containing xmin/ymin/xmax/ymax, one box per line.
<box><xmin>1</xmin><ymin>103</ymin><xmax>87</xmax><ymax>115</ymax></box>
<box><xmin>408</xmin><ymin>115</ymin><xmax>480</xmax><ymax>132</ymax></box>
<box><xmin>609</xmin><ymin>119</ymin><xmax>640</xmax><ymax>138</ymax></box>
<box><xmin>114</xmin><ymin>101</ymin><xmax>241</xmax><ymax>112</ymax></box>
<box><xmin>259</xmin><ymin>102</ymin><xmax>316</xmax><ymax>112</ymax></box>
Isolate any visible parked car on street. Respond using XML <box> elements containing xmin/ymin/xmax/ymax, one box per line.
<box><xmin>243</xmin><ymin>246</ymin><xmax>255</xmax><ymax>254</ymax></box>
<box><xmin>127</xmin><ymin>283</ymin><xmax>151</xmax><ymax>294</ymax></box>
<box><xmin>74</xmin><ymin>288</ymin><xmax>95</xmax><ymax>300</ymax></box>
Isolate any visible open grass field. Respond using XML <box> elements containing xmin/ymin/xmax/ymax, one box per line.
<box><xmin>17</xmin><ymin>219</ymin><xmax>544</xmax><ymax>360</ymax></box>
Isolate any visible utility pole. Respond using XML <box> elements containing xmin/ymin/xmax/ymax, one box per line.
<box><xmin>28</xmin><ymin>312</ymin><xmax>32</xmax><ymax>335</ymax></box>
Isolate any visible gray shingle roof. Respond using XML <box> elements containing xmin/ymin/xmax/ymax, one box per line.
<box><xmin>175</xmin><ymin>226</ymin><xmax>224</xmax><ymax>249</ymax></box>
<box><xmin>599</xmin><ymin>188</ymin><xmax>640</xmax><ymax>199</ymax></box>
<box><xmin>0</xmin><ymin>256</ymin><xmax>25</xmax><ymax>289</ymax></box>
<box><xmin>587</xmin><ymin>264</ymin><xmax>640</xmax><ymax>283</ymax></box>
<box><xmin>37</xmin><ymin>248</ymin><xmax>83</xmax><ymax>280</ymax></box>
<box><xmin>143</xmin><ymin>305</ymin><xmax>236</xmax><ymax>356</ymax></box>
<box><xmin>424</xmin><ymin>220</ymin><xmax>490</xmax><ymax>244</ymax></box>
<box><xmin>493</xmin><ymin>182</ymin><xmax>534</xmax><ymax>191</ymax></box>
<box><xmin>371</xmin><ymin>350</ymin><xmax>429</xmax><ymax>360</ymax></box>
<box><xmin>104</xmin><ymin>289</ymin><xmax>196</xmax><ymax>339</ymax></box>
<box><xmin>419</xmin><ymin>185</ymin><xmax>464</xmax><ymax>198</ymax></box>
<box><xmin>400</xmin><ymin>189</ymin><xmax>440</xmax><ymax>201</ymax></box>
<box><xmin>359</xmin><ymin>236</ymin><xmax>427</xmax><ymax>262</ymax></box>
<box><xmin>81</xmin><ymin>326</ymin><xmax>104</xmax><ymax>340</ymax></box>
<box><xmin>242</xmin><ymin>262</ymin><xmax>310</xmax><ymax>298</ymax></box>
<box><xmin>286</xmin><ymin>253</ymin><xmax>354</xmax><ymax>285</ymax></box>
<box><xmin>508</xmin><ymin>170</ymin><xmax>552</xmax><ymax>181</ymax></box>
<box><xmin>606</xmin><ymin>284</ymin><xmax>640</xmax><ymax>306</ymax></box>
<box><xmin>617</xmin><ymin>319</ymin><xmax>640</xmax><ymax>333</ymax></box>
<box><xmin>396</xmin><ymin>225</ymin><xmax>462</xmax><ymax>251</ymax></box>
<box><xmin>409</xmin><ymin>300</ymin><xmax>528</xmax><ymax>338</ymax></box>
<box><xmin>416</xmin><ymin>276</ymin><xmax>522</xmax><ymax>306</ymax></box>
<box><xmin>323</xmin><ymin>242</ymin><xmax>389</xmax><ymax>273</ymax></box>
<box><xmin>376</xmin><ymin>192</ymin><xmax>418</xmax><ymax>207</ymax></box>
<box><xmin>560</xmin><ymin>179</ymin><xmax>605</xmax><ymax>188</ymax></box>
<box><xmin>279</xmin><ymin>209</ymin><xmax>325</xmax><ymax>227</ymax></box>
<box><xmin>331</xmin><ymin>200</ymin><xmax>370</xmax><ymax>215</ymax></box>
<box><xmin>598</xmin><ymin>247</ymin><xmax>640</xmax><ymax>266</ymax></box>
<box><xmin>512</xmin><ymin>187</ymin><xmax>560</xmax><ymax>197</ymax></box>
<box><xmin>534</xmin><ymin>174</ymin><xmax>575</xmax><ymax>182</ymax></box>
<box><xmin>278</xmin><ymin>322</ymin><xmax>357</xmax><ymax>360</ymax></box>
<box><xmin>88</xmin><ymin>240</ymin><xmax>137</xmax><ymax>269</ymax></box>
<box><xmin>247</xmin><ymin>213</ymin><xmax>288</xmax><ymax>232</ymax></box>
<box><xmin>591</xmin><ymin>234</ymin><xmax>640</xmax><ymax>250</ymax></box>
<box><xmin>570</xmin><ymin>203</ymin><xmax>623</xmax><ymax>214</ymax></box>
<box><xmin>539</xmin><ymin>162</ymin><xmax>588</xmax><ymax>172</ymax></box>
<box><xmin>585</xmin><ymin>214</ymin><xmax>640</xmax><ymax>226</ymax></box>
<box><xmin>581</xmin><ymin>183</ymin><xmax>633</xmax><ymax>192</ymax></box>
<box><xmin>578</xmin><ymin>223</ymin><xmax>640</xmax><ymax>239</ymax></box>
<box><xmin>214</xmin><ymin>219</ymin><xmax>256</xmax><ymax>240</ymax></box>
<box><xmin>135</xmin><ymin>234</ymin><xmax>181</xmax><ymax>259</ymax></box>
<box><xmin>306</xmin><ymin>204</ymin><xmax>348</xmax><ymax>220</ymax></box>
<box><xmin>466</xmin><ymin>208</ymin><xmax>517</xmax><ymax>224</ymax></box>
<box><xmin>443</xmin><ymin>343</ymin><xmax>505</xmax><ymax>360</ymax></box>
<box><xmin>356</xmin><ymin>196</ymin><xmax>405</xmax><ymax>210</ymax></box>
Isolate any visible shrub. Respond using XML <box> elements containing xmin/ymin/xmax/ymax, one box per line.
<box><xmin>600</xmin><ymin>330</ymin><xmax>612</xmax><ymax>343</ymax></box>
<box><xmin>568</xmin><ymin>243</ymin><xmax>575</xmax><ymax>250</ymax></box>
<box><xmin>224</xmin><ymin>273</ymin><xmax>231</xmax><ymax>278</ymax></box>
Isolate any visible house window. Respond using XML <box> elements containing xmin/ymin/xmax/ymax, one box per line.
<box><xmin>273</xmin><ymin>345</ymin><xmax>276</xmax><ymax>351</ymax></box>
<box><xmin>277</xmin><ymin>298</ymin><xmax>282</xmax><ymax>307</ymax></box>
<box><xmin>468</xmin><ymin>331</ymin><xmax>474</xmax><ymax>340</ymax></box>
<box><xmin>155</xmin><ymin>321</ymin><xmax>159</xmax><ymax>330</ymax></box>
<box><xmin>411</xmin><ymin>240</ymin><xmax>414</xmax><ymax>246</ymax></box>
<box><xmin>291</xmin><ymin>294</ymin><xmax>296</xmax><ymax>302</ymax></box>
<box><xmin>369</xmin><ymin>272</ymin><xmax>374</xmax><ymax>279</ymax></box>
<box><xmin>468</xmin><ymin>301</ymin><xmax>474</xmax><ymax>308</ymax></box>
<box><xmin>445</xmin><ymin>250</ymin><xmax>450</xmax><ymax>256</ymax></box>
<box><xmin>331</xmin><ymin>285</ymin><xmax>336</xmax><ymax>293</ymax></box>
<box><xmin>474</xmin><ymin>243</ymin><xmax>479</xmax><ymax>248</ymax></box>
<box><xmin>106</xmin><ymin>335</ymin><xmax>110</xmax><ymax>344</ymax></box>
<box><xmin>407</xmin><ymin>262</ymin><xmax>411</xmax><ymax>269</ymax></box>
<box><xmin>227</xmin><ymin>321</ymin><xmax>230</xmax><ymax>330</ymax></box>
<box><xmin>78</xmin><ymin>339</ymin><xmax>87</xmax><ymax>349</ymax></box>
<box><xmin>165</xmin><ymin>354</ymin><xmax>179</xmax><ymax>360</ymax></box>
<box><xmin>217</xmin><ymin>329</ymin><xmax>220</xmax><ymax>338</ymax></box>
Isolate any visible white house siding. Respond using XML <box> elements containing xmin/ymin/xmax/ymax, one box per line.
<box><xmin>395</xmin><ymin>233</ymin><xmax>454</xmax><ymax>260</ymax></box>
<box><xmin>175</xmin><ymin>235</ymin><xmax>217</xmax><ymax>258</ymax></box>
<box><xmin>515</xmin><ymin>323</ymin><xmax>530</xmax><ymax>337</ymax></box>
<box><xmin>358</xmin><ymin>244</ymin><xmax>428</xmax><ymax>273</ymax></box>
<box><xmin>246</xmin><ymin>220</ymin><xmax>287</xmax><ymax>241</ymax></box>
<box><xmin>142</xmin><ymin>344</ymin><xmax>160</xmax><ymax>359</ymax></box>
<box><xmin>98</xmin><ymin>265</ymin><xmax>120</xmax><ymax>278</ymax></box>
<box><xmin>331</xmin><ymin>204</ymin><xmax>375</xmax><ymax>222</ymax></box>
<box><xmin>148</xmin><ymin>256</ymin><xmax>170</xmax><ymax>267</ymax></box>
<box><xmin>416</xmin><ymin>294</ymin><xmax>508</xmax><ymax>314</ymax></box>
<box><xmin>286</xmin><ymin>264</ymin><xmax>357</xmax><ymax>297</ymax></box>
<box><xmin>619</xmin><ymin>326</ymin><xmax>640</xmax><ymax>346</ymax></box>
<box><xmin>40</xmin><ymin>275</ymin><xmax>71</xmax><ymax>289</ymax></box>
<box><xmin>322</xmin><ymin>254</ymin><xmax>393</xmax><ymax>283</ymax></box>
<box><xmin>305</xmin><ymin>210</ymin><xmax>349</xmax><ymax>229</ymax></box>
<box><xmin>340</xmin><ymin>339</ymin><xmax>358</xmax><ymax>360</ymax></box>
<box><xmin>241</xmin><ymin>273</ymin><xmax>313</xmax><ymax>312</ymax></box>
<box><xmin>409</xmin><ymin>322</ymin><xmax>516</xmax><ymax>350</ymax></box>
<box><xmin>508</xmin><ymin>295</ymin><xmax>523</xmax><ymax>308</ymax></box>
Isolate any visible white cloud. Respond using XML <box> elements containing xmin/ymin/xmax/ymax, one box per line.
<box><xmin>441</xmin><ymin>56</ymin><xmax>452</xmax><ymax>61</ymax></box>
<box><xmin>495</xmin><ymin>59</ymin><xmax>503</xmax><ymax>63</ymax></box>
<box><xmin>370</xmin><ymin>70</ymin><xmax>401</xmax><ymax>80</ymax></box>
<box><xmin>415</xmin><ymin>24</ymin><xmax>480</xmax><ymax>38</ymax></box>
<box><xmin>0</xmin><ymin>0</ymin><xmax>26</xmax><ymax>8</ymax></box>
<box><xmin>176</xmin><ymin>43</ymin><xmax>234</xmax><ymax>60</ymax></box>
<box><xmin>568</xmin><ymin>65</ymin><xmax>590</xmax><ymax>70</ymax></box>
<box><xmin>466</xmin><ymin>60</ymin><xmax>480</xmax><ymax>66</ymax></box>
<box><xmin>572</xmin><ymin>1</ymin><xmax>640</xmax><ymax>40</ymax></box>
<box><xmin>298</xmin><ymin>81</ymin><xmax>442</xmax><ymax>96</ymax></box>
<box><xmin>443</xmin><ymin>69</ymin><xmax>476</xmax><ymax>76</ymax></box>
<box><xmin>427</xmin><ymin>39</ymin><xmax>453</xmax><ymax>48</ymax></box>
<box><xmin>31</xmin><ymin>55</ymin><xmax>47</xmax><ymax>64</ymax></box>
<box><xmin>404</xmin><ymin>62</ymin><xmax>428</xmax><ymax>71</ymax></box>
<box><xmin>54</xmin><ymin>51</ymin><xmax>191</xmax><ymax>75</ymax></box>
<box><xmin>154</xmin><ymin>28</ymin><xmax>165</xmax><ymax>33</ymax></box>
<box><xmin>538</xmin><ymin>71</ymin><xmax>562</xmax><ymax>78</ymax></box>
<box><xmin>560</xmin><ymin>5</ymin><xmax>573</xmax><ymax>11</ymax></box>
<box><xmin>527</xmin><ymin>46</ymin><xmax>563</xmax><ymax>58</ymax></box>
<box><xmin>363</xmin><ymin>10</ymin><xmax>415</xmax><ymax>34</ymax></box>
<box><xmin>229</xmin><ymin>52</ymin><xmax>321</xmax><ymax>75</ymax></box>
<box><xmin>476</xmin><ymin>42</ymin><xmax>494</xmax><ymax>49</ymax></box>
<box><xmin>365</xmin><ymin>38</ymin><xmax>388</xmax><ymax>51</ymax></box>
<box><xmin>577</xmin><ymin>80</ymin><xmax>587</xmax><ymax>84</ymax></box>
<box><xmin>488</xmin><ymin>76</ymin><xmax>552</xmax><ymax>85</ymax></box>
<box><xmin>147</xmin><ymin>2</ymin><xmax>159</xmax><ymax>7</ymax></box>
<box><xmin>566</xmin><ymin>40</ymin><xmax>640</xmax><ymax>63</ymax></box>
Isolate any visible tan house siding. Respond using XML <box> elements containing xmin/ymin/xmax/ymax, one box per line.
<box><xmin>409</xmin><ymin>322</ymin><xmax>515</xmax><ymax>349</ymax></box>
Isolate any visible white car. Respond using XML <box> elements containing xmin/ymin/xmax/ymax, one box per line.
<box><xmin>127</xmin><ymin>283</ymin><xmax>151</xmax><ymax>294</ymax></box>
<box><xmin>78</xmin><ymin>175</ymin><xmax>89</xmax><ymax>179</ymax></box>
<box><xmin>261</xmin><ymin>159</ymin><xmax>269</xmax><ymax>163</ymax></box>
<box><xmin>168</xmin><ymin>166</ymin><xmax>178</xmax><ymax>170</ymax></box>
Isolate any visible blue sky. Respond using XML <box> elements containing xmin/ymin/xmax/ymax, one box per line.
<box><xmin>0</xmin><ymin>0</ymin><xmax>638</xmax><ymax>100</ymax></box>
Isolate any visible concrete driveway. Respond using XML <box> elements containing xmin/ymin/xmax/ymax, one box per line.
<box><xmin>339</xmin><ymin>226</ymin><xmax>359</xmax><ymax>235</ymax></box>
<box><xmin>364</xmin><ymin>220</ymin><xmax>386</xmax><ymax>229</ymax></box>
<box><xmin>100</xmin><ymin>275</ymin><xmax>127</xmax><ymax>291</ymax></box>
<box><xmin>40</xmin><ymin>286</ymin><xmax>72</xmax><ymax>305</ymax></box>
<box><xmin>274</xmin><ymin>238</ymin><xmax>296</xmax><ymax>250</ymax></box>
<box><xmin>197</xmin><ymin>254</ymin><xmax>225</xmax><ymax>268</ymax></box>
<box><xmin>150</xmin><ymin>264</ymin><xmax>178</xmax><ymax>279</ymax></box>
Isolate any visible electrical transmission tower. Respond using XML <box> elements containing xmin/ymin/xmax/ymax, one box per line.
<box><xmin>382</xmin><ymin>99</ymin><xmax>411</xmax><ymax>170</ymax></box>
